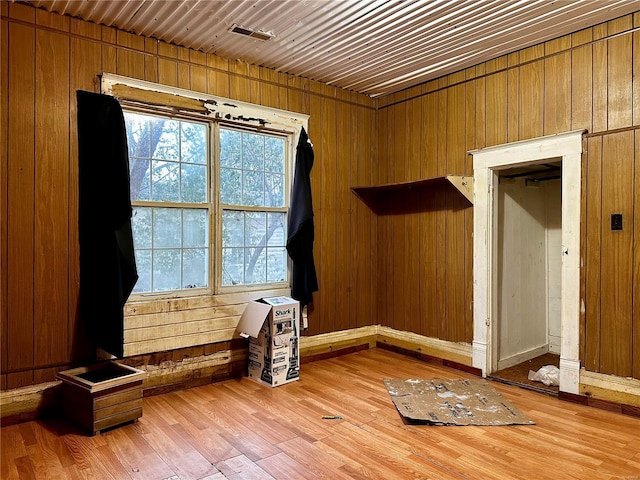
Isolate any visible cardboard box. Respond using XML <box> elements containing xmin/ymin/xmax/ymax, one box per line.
<box><xmin>237</xmin><ymin>296</ymin><xmax>300</xmax><ymax>387</ymax></box>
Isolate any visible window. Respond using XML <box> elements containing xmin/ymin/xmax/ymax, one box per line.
<box><xmin>125</xmin><ymin>112</ymin><xmax>210</xmax><ymax>294</ymax></box>
<box><xmin>220</xmin><ymin>128</ymin><xmax>288</xmax><ymax>287</ymax></box>
<box><xmin>104</xmin><ymin>73</ymin><xmax>307</xmax><ymax>296</ymax></box>
<box><xmin>122</xmin><ymin>106</ymin><xmax>296</xmax><ymax>296</ymax></box>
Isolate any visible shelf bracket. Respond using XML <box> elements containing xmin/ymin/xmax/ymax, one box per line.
<box><xmin>446</xmin><ymin>175</ymin><xmax>474</xmax><ymax>204</ymax></box>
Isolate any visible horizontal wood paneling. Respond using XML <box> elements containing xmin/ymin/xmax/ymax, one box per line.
<box><xmin>1</xmin><ymin>3</ymin><xmax>376</xmax><ymax>387</ymax></box>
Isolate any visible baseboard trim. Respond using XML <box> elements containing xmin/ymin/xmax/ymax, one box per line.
<box><xmin>2</xmin><ymin>326</ymin><xmax>638</xmax><ymax>424</ymax></box>
<box><xmin>376</xmin><ymin>342</ymin><xmax>482</xmax><ymax>376</ymax></box>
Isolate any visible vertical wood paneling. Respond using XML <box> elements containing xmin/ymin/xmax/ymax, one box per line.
<box><xmin>348</xmin><ymin>98</ymin><xmax>359</xmax><ymax>330</ymax></box>
<box><xmin>101</xmin><ymin>26</ymin><xmax>117</xmax><ymax>74</ymax></box>
<box><xmin>634</xmin><ymin>14</ymin><xmax>640</xmax><ymax>126</ymax></box>
<box><xmin>592</xmin><ymin>36</ymin><xmax>608</xmax><ymax>132</ymax></box>
<box><xmin>544</xmin><ymin>51</ymin><xmax>571</xmax><ymax>135</ymax></box>
<box><xmin>354</xmin><ymin>105</ymin><xmax>374</xmax><ymax>328</ymax></box>
<box><xmin>419</xmin><ymin>93</ymin><xmax>438</xmax><ymax>338</ymax></box>
<box><xmin>375</xmin><ymin>14</ymin><xmax>638</xmax><ymax>377</ymax></box>
<box><xmin>116</xmin><ymin>31</ymin><xmax>145</xmax><ymax>80</ymax></box>
<box><xmin>571</xmin><ymin>44</ymin><xmax>593</xmax><ymax>131</ymax></box>
<box><xmin>475</xmin><ymin>66</ymin><xmax>486</xmax><ymax>150</ymax></box>
<box><xmin>158</xmin><ymin>58</ymin><xmax>178</xmax><ymax>87</ymax></box>
<box><xmin>584</xmin><ymin>137</ymin><xmax>602</xmax><ymax>371</ymax></box>
<box><xmin>190</xmin><ymin>65</ymin><xmax>207</xmax><ymax>94</ymax></box>
<box><xmin>335</xmin><ymin>100</ymin><xmax>351</xmax><ymax>331</ymax></box>
<box><xmin>507</xmin><ymin>57</ymin><xmax>519</xmax><ymax>143</ymax></box>
<box><xmin>405</xmin><ymin>98</ymin><xmax>421</xmax><ymax>334</ymax></box>
<box><xmin>144</xmin><ymin>39</ymin><xmax>158</xmax><ymax>83</ymax></box>
<box><xmin>634</xmin><ymin>132</ymin><xmax>640</xmax><ymax>379</ymax></box>
<box><xmin>436</xmin><ymin>88</ymin><xmax>447</xmax><ymax>338</ymax></box>
<box><xmin>2</xmin><ymin>5</ymin><xmax>379</xmax><ymax>384</ymax></box>
<box><xmin>519</xmin><ymin>60</ymin><xmax>544</xmax><ymax>139</ymax></box>
<box><xmin>229</xmin><ymin>61</ymin><xmax>250</xmax><ymax>102</ymax></box>
<box><xmin>319</xmin><ymin>93</ymin><xmax>337</xmax><ymax>334</ymax></box>
<box><xmin>607</xmin><ymin>34</ymin><xmax>633</xmax><ymax>130</ymax></box>
<box><xmin>391</xmin><ymin>101</ymin><xmax>406</xmax><ymax>330</ymax></box>
<box><xmin>446</xmin><ymin>84</ymin><xmax>467</xmax><ymax>341</ymax></box>
<box><xmin>599</xmin><ymin>131</ymin><xmax>634</xmax><ymax>376</ymax></box>
<box><xmin>485</xmin><ymin>72</ymin><xmax>508</xmax><ymax>146</ymax></box>
<box><xmin>258</xmin><ymin>68</ymin><xmax>278</xmax><ymax>109</ymax></box>
<box><xmin>177</xmin><ymin>62</ymin><xmax>190</xmax><ymax>90</ymax></box>
<box><xmin>1</xmin><ymin>12</ymin><xmax>9</xmax><ymax>390</ymax></box>
<box><xmin>34</xmin><ymin>29</ymin><xmax>70</xmax><ymax>375</ymax></box>
<box><xmin>3</xmin><ymin>3</ymin><xmax>640</xmax><ymax>386</ymax></box>
<box><xmin>7</xmin><ymin>22</ymin><xmax>36</xmax><ymax>388</ymax></box>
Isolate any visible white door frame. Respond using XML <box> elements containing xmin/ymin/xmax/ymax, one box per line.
<box><xmin>470</xmin><ymin>130</ymin><xmax>584</xmax><ymax>394</ymax></box>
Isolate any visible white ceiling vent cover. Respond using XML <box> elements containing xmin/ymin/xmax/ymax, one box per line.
<box><xmin>229</xmin><ymin>24</ymin><xmax>275</xmax><ymax>41</ymax></box>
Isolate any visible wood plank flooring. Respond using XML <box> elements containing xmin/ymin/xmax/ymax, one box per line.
<box><xmin>2</xmin><ymin>348</ymin><xmax>639</xmax><ymax>479</ymax></box>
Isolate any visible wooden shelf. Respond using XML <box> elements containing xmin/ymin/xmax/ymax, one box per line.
<box><xmin>351</xmin><ymin>175</ymin><xmax>473</xmax><ymax>213</ymax></box>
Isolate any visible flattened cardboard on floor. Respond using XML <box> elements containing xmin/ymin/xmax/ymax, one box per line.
<box><xmin>384</xmin><ymin>378</ymin><xmax>535</xmax><ymax>426</ymax></box>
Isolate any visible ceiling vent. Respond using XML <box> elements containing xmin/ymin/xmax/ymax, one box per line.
<box><xmin>229</xmin><ymin>24</ymin><xmax>275</xmax><ymax>41</ymax></box>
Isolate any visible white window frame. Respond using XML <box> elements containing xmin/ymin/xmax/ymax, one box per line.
<box><xmin>101</xmin><ymin>73</ymin><xmax>309</xmax><ymax>298</ymax></box>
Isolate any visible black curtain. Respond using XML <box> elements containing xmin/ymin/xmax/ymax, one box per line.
<box><xmin>286</xmin><ymin>127</ymin><xmax>318</xmax><ymax>310</ymax></box>
<box><xmin>76</xmin><ymin>90</ymin><xmax>138</xmax><ymax>359</ymax></box>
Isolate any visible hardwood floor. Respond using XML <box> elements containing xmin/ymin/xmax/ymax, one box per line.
<box><xmin>2</xmin><ymin>348</ymin><xmax>639</xmax><ymax>479</ymax></box>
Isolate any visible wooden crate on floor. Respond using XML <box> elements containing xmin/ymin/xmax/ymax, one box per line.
<box><xmin>57</xmin><ymin>362</ymin><xmax>146</xmax><ymax>436</ymax></box>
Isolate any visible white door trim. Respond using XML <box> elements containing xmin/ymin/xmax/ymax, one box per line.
<box><xmin>470</xmin><ymin>130</ymin><xmax>584</xmax><ymax>394</ymax></box>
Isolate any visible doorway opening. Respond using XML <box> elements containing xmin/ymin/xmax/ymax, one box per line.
<box><xmin>489</xmin><ymin>161</ymin><xmax>562</xmax><ymax>394</ymax></box>
<box><xmin>471</xmin><ymin>130</ymin><xmax>584</xmax><ymax>395</ymax></box>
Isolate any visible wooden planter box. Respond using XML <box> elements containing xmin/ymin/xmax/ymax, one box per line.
<box><xmin>57</xmin><ymin>362</ymin><xmax>146</xmax><ymax>436</ymax></box>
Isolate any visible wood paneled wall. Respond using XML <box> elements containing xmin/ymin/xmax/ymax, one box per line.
<box><xmin>0</xmin><ymin>2</ymin><xmax>376</xmax><ymax>389</ymax></box>
<box><xmin>2</xmin><ymin>3</ymin><xmax>639</xmax><ymax>390</ymax></box>
<box><xmin>374</xmin><ymin>12</ymin><xmax>640</xmax><ymax>379</ymax></box>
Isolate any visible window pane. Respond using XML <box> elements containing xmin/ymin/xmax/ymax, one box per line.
<box><xmin>245</xmin><ymin>212</ymin><xmax>266</xmax><ymax>247</ymax></box>
<box><xmin>125</xmin><ymin>111</ymin><xmax>211</xmax><ymax>295</ymax></box>
<box><xmin>153</xmin><ymin>249</ymin><xmax>181</xmax><ymax>291</ymax></box>
<box><xmin>265</xmin><ymin>136</ymin><xmax>285</xmax><ymax>173</ymax></box>
<box><xmin>151</xmin><ymin>118</ymin><xmax>179</xmax><ymax>161</ymax></box>
<box><xmin>154</xmin><ymin>208</ymin><xmax>181</xmax><ymax>248</ymax></box>
<box><xmin>132</xmin><ymin>207</ymin><xmax>152</xmax><ymax>248</ymax></box>
<box><xmin>132</xmin><ymin>250</ymin><xmax>151</xmax><ymax>293</ymax></box>
<box><xmin>267</xmin><ymin>212</ymin><xmax>286</xmax><ymax>246</ymax></box>
<box><xmin>151</xmin><ymin>160</ymin><xmax>180</xmax><ymax>202</ymax></box>
<box><xmin>242</xmin><ymin>170</ymin><xmax>264</xmax><ymax>206</ymax></box>
<box><xmin>222</xmin><ymin>210</ymin><xmax>244</xmax><ymax>247</ymax></box>
<box><xmin>181</xmin><ymin>122</ymin><xmax>207</xmax><ymax>164</ymax></box>
<box><xmin>220</xmin><ymin>129</ymin><xmax>242</xmax><ymax>168</ymax></box>
<box><xmin>243</xmin><ymin>132</ymin><xmax>264</xmax><ymax>171</ymax></box>
<box><xmin>183</xmin><ymin>248</ymin><xmax>207</xmax><ymax>288</ymax></box>
<box><xmin>265</xmin><ymin>173</ymin><xmax>284</xmax><ymax>207</ymax></box>
<box><xmin>220</xmin><ymin>167</ymin><xmax>242</xmax><ymax>205</ymax></box>
<box><xmin>222</xmin><ymin>248</ymin><xmax>244</xmax><ymax>286</ymax></box>
<box><xmin>245</xmin><ymin>247</ymin><xmax>266</xmax><ymax>284</ymax></box>
<box><xmin>125</xmin><ymin>112</ymin><xmax>151</xmax><ymax>158</ymax></box>
<box><xmin>130</xmin><ymin>158</ymin><xmax>151</xmax><ymax>201</ymax></box>
<box><xmin>183</xmin><ymin>209</ymin><xmax>208</xmax><ymax>248</ymax></box>
<box><xmin>267</xmin><ymin>247</ymin><xmax>287</xmax><ymax>283</ymax></box>
<box><xmin>181</xmin><ymin>163</ymin><xmax>207</xmax><ymax>203</ymax></box>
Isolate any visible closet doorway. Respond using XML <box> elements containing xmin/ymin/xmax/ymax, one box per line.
<box><xmin>471</xmin><ymin>131</ymin><xmax>584</xmax><ymax>395</ymax></box>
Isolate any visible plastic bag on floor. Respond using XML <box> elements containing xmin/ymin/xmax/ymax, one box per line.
<box><xmin>528</xmin><ymin>365</ymin><xmax>560</xmax><ymax>386</ymax></box>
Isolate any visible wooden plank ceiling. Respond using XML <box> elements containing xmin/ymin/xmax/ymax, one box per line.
<box><xmin>18</xmin><ymin>0</ymin><xmax>640</xmax><ymax>97</ymax></box>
